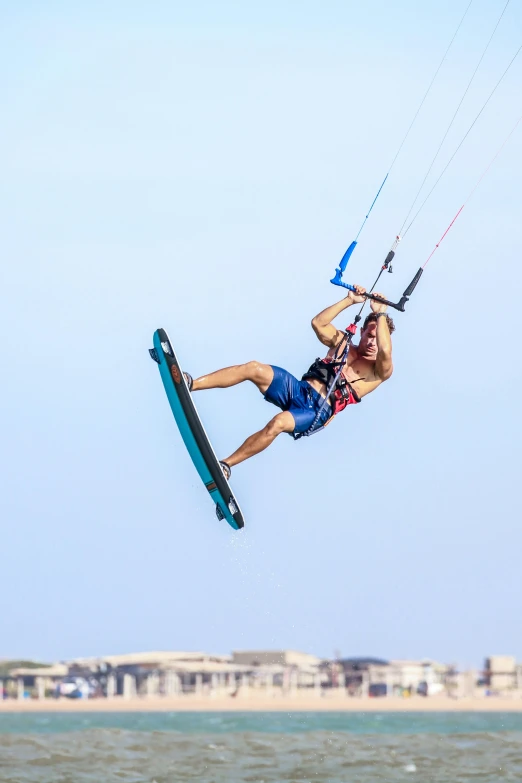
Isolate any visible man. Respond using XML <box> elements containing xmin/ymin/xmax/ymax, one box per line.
<box><xmin>183</xmin><ymin>285</ymin><xmax>394</xmax><ymax>478</ymax></box>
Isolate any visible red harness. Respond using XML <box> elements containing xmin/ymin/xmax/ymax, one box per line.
<box><xmin>303</xmin><ymin>354</ymin><xmax>361</xmax><ymax>418</ymax></box>
<box><xmin>298</xmin><ymin>327</ymin><xmax>361</xmax><ymax>437</ymax></box>
<box><xmin>331</xmin><ymin>382</ymin><xmax>360</xmax><ymax>415</ymax></box>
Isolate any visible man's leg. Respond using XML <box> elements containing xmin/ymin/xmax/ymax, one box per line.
<box><xmin>192</xmin><ymin>361</ymin><xmax>274</xmax><ymax>395</ymax></box>
<box><xmin>223</xmin><ymin>411</ymin><xmax>295</xmax><ymax>468</ymax></box>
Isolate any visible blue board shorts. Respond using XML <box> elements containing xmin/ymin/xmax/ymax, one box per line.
<box><xmin>264</xmin><ymin>365</ymin><xmax>332</xmax><ymax>436</ymax></box>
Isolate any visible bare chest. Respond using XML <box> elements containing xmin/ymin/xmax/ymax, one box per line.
<box><xmin>342</xmin><ymin>354</ymin><xmax>380</xmax><ymax>397</ymax></box>
<box><xmin>324</xmin><ymin>342</ymin><xmax>382</xmax><ymax>398</ymax></box>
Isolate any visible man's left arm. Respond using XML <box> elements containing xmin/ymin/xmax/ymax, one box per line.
<box><xmin>372</xmin><ymin>295</ymin><xmax>393</xmax><ymax>381</ymax></box>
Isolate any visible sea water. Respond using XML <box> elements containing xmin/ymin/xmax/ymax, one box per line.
<box><xmin>0</xmin><ymin>710</ymin><xmax>521</xmax><ymax>782</ymax></box>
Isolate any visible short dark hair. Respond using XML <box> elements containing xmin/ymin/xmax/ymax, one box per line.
<box><xmin>362</xmin><ymin>312</ymin><xmax>395</xmax><ymax>334</ymax></box>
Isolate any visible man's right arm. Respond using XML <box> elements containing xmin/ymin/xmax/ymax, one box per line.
<box><xmin>311</xmin><ymin>285</ymin><xmax>366</xmax><ymax>348</ymax></box>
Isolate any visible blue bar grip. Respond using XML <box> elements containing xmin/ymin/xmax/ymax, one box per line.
<box><xmin>339</xmin><ymin>241</ymin><xmax>357</xmax><ymax>273</ymax></box>
<box><xmin>330</xmin><ymin>241</ymin><xmax>357</xmax><ymax>287</ymax></box>
<box><xmin>331</xmin><ymin>278</ymin><xmax>356</xmax><ymax>292</ymax></box>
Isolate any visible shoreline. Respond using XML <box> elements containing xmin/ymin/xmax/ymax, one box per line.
<box><xmin>2</xmin><ymin>696</ymin><xmax>522</xmax><ymax>713</ymax></box>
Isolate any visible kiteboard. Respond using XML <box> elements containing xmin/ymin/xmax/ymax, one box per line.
<box><xmin>149</xmin><ymin>328</ymin><xmax>244</xmax><ymax>530</ymax></box>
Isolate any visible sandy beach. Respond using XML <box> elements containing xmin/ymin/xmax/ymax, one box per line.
<box><xmin>2</xmin><ymin>695</ymin><xmax>522</xmax><ymax>712</ymax></box>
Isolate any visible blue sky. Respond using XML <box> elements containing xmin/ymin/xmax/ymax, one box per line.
<box><xmin>1</xmin><ymin>0</ymin><xmax>521</xmax><ymax>669</ymax></box>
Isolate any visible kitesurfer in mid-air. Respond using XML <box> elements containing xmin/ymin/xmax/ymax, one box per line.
<box><xmin>182</xmin><ymin>286</ymin><xmax>394</xmax><ymax>478</ymax></box>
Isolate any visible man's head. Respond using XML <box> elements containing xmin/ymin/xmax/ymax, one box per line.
<box><xmin>357</xmin><ymin>313</ymin><xmax>395</xmax><ymax>359</ymax></box>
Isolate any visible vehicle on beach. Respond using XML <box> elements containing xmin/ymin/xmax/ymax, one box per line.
<box><xmin>55</xmin><ymin>676</ymin><xmax>97</xmax><ymax>699</ymax></box>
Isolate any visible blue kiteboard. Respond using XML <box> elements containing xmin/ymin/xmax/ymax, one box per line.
<box><xmin>149</xmin><ymin>328</ymin><xmax>244</xmax><ymax>530</ymax></box>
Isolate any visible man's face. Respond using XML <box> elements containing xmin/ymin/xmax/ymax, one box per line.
<box><xmin>358</xmin><ymin>322</ymin><xmax>378</xmax><ymax>359</ymax></box>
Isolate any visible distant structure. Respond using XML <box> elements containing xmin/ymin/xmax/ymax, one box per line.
<box><xmin>484</xmin><ymin>656</ymin><xmax>518</xmax><ymax>692</ymax></box>
<box><xmin>232</xmin><ymin>650</ymin><xmax>321</xmax><ymax>669</ymax></box>
<box><xmin>336</xmin><ymin>657</ymin><xmax>446</xmax><ymax>697</ymax></box>
<box><xmin>1</xmin><ymin>649</ymin><xmax>521</xmax><ymax>702</ymax></box>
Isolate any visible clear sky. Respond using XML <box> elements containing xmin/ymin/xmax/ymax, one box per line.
<box><xmin>1</xmin><ymin>0</ymin><xmax>521</xmax><ymax>669</ymax></box>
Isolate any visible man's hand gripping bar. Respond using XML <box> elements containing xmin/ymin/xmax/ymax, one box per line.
<box><xmin>333</xmin><ymin>267</ymin><xmax>424</xmax><ymax>312</ymax></box>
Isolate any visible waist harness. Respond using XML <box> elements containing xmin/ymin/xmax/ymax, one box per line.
<box><xmin>303</xmin><ymin>358</ymin><xmax>361</xmax><ymax>414</ymax></box>
<box><xmin>295</xmin><ymin>331</ymin><xmax>361</xmax><ymax>438</ymax></box>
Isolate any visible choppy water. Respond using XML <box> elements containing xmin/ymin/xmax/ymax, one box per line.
<box><xmin>1</xmin><ymin>711</ymin><xmax>521</xmax><ymax>782</ymax></box>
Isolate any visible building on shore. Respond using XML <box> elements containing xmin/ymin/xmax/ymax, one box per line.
<box><xmin>1</xmin><ymin>650</ymin><xmax>521</xmax><ymax>702</ymax></box>
<box><xmin>484</xmin><ymin>656</ymin><xmax>519</xmax><ymax>692</ymax></box>
<box><xmin>232</xmin><ymin>650</ymin><xmax>321</xmax><ymax>669</ymax></box>
<box><xmin>330</xmin><ymin>658</ymin><xmax>447</xmax><ymax>697</ymax></box>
